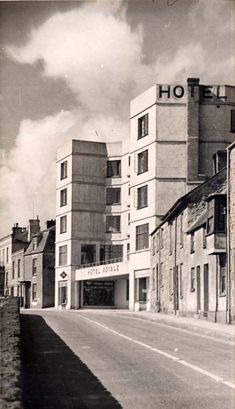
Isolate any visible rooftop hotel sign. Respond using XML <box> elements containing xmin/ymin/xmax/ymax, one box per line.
<box><xmin>75</xmin><ymin>261</ymin><xmax>128</xmax><ymax>281</ymax></box>
<box><xmin>156</xmin><ymin>84</ymin><xmax>227</xmax><ymax>102</ymax></box>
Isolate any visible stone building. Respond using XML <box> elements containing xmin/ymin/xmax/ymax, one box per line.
<box><xmin>150</xmin><ymin>168</ymin><xmax>230</xmax><ymax>323</ymax></box>
<box><xmin>227</xmin><ymin>140</ymin><xmax>235</xmax><ymax>322</ymax></box>
<box><xmin>55</xmin><ymin>78</ymin><xmax>235</xmax><ymax>311</ymax></box>
<box><xmin>23</xmin><ymin>220</ymin><xmax>55</xmax><ymax>308</ymax></box>
<box><xmin>0</xmin><ymin>219</ymin><xmax>40</xmax><ymax>296</ymax></box>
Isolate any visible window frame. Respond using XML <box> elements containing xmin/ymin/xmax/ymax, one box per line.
<box><xmin>106</xmin><ymin>187</ymin><xmax>121</xmax><ymax>205</ymax></box>
<box><xmin>138</xmin><ymin>113</ymin><xmax>149</xmax><ymax>139</ymax></box>
<box><xmin>60</xmin><ymin>160</ymin><xmax>68</xmax><ymax>180</ymax></box>
<box><xmin>137</xmin><ymin>150</ymin><xmax>148</xmax><ymax>175</ymax></box>
<box><xmin>106</xmin><ymin>215</ymin><xmax>121</xmax><ymax>233</ymax></box>
<box><xmin>59</xmin><ymin>245</ymin><xmax>68</xmax><ymax>266</ymax></box>
<box><xmin>106</xmin><ymin>160</ymin><xmax>121</xmax><ymax>178</ymax></box>
<box><xmin>60</xmin><ymin>215</ymin><xmax>67</xmax><ymax>234</ymax></box>
<box><xmin>60</xmin><ymin>188</ymin><xmax>67</xmax><ymax>207</ymax></box>
<box><xmin>190</xmin><ymin>267</ymin><xmax>195</xmax><ymax>291</ymax></box>
<box><xmin>32</xmin><ymin>258</ymin><xmax>37</xmax><ymax>276</ymax></box>
<box><xmin>137</xmin><ymin>185</ymin><xmax>148</xmax><ymax>209</ymax></box>
<box><xmin>136</xmin><ymin>223</ymin><xmax>149</xmax><ymax>251</ymax></box>
<box><xmin>32</xmin><ymin>283</ymin><xmax>37</xmax><ymax>301</ymax></box>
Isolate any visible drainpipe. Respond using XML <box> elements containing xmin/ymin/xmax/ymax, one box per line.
<box><xmin>226</xmin><ymin>143</ymin><xmax>234</xmax><ymax>324</ymax></box>
<box><xmin>173</xmin><ymin>217</ymin><xmax>177</xmax><ymax>314</ymax></box>
<box><xmin>215</xmin><ymin>255</ymin><xmax>218</xmax><ymax>323</ymax></box>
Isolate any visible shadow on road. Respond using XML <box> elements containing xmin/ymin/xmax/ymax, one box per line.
<box><xmin>20</xmin><ymin>314</ymin><xmax>122</xmax><ymax>409</ymax></box>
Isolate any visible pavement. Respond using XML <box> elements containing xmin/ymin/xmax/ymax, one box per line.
<box><xmin>108</xmin><ymin>309</ymin><xmax>235</xmax><ymax>343</ymax></box>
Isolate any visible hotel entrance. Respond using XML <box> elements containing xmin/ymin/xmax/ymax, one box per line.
<box><xmin>83</xmin><ymin>281</ymin><xmax>114</xmax><ymax>306</ymax></box>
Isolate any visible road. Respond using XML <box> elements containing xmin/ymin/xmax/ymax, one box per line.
<box><xmin>20</xmin><ymin>309</ymin><xmax>235</xmax><ymax>409</ymax></box>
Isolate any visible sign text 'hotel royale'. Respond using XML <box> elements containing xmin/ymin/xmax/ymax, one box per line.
<box><xmin>75</xmin><ymin>262</ymin><xmax>128</xmax><ymax>281</ymax></box>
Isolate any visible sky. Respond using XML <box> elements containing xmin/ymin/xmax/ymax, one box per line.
<box><xmin>0</xmin><ymin>0</ymin><xmax>234</xmax><ymax>235</ymax></box>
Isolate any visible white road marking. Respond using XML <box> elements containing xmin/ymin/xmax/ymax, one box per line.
<box><xmin>80</xmin><ymin>315</ymin><xmax>235</xmax><ymax>390</ymax></box>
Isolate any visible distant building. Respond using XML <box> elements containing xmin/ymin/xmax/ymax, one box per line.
<box><xmin>23</xmin><ymin>220</ymin><xmax>55</xmax><ymax>308</ymax></box>
<box><xmin>227</xmin><ymin>141</ymin><xmax>235</xmax><ymax>322</ymax></box>
<box><xmin>55</xmin><ymin>78</ymin><xmax>235</xmax><ymax>311</ymax></box>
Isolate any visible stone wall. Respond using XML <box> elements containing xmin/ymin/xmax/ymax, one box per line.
<box><xmin>0</xmin><ymin>297</ymin><xmax>22</xmax><ymax>409</ymax></box>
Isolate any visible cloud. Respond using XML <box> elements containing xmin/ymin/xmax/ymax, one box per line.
<box><xmin>1</xmin><ymin>0</ymin><xmax>235</xmax><ymax>234</ymax></box>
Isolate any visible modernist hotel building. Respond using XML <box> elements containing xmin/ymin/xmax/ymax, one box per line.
<box><xmin>55</xmin><ymin>78</ymin><xmax>235</xmax><ymax>310</ymax></box>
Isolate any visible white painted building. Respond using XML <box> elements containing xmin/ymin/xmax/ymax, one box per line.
<box><xmin>55</xmin><ymin>78</ymin><xmax>235</xmax><ymax>311</ymax></box>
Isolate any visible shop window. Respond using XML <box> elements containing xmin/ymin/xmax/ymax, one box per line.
<box><xmin>58</xmin><ymin>281</ymin><xmax>68</xmax><ymax>306</ymax></box>
<box><xmin>136</xmin><ymin>223</ymin><xmax>149</xmax><ymax>251</ymax></box>
<box><xmin>190</xmin><ymin>232</ymin><xmax>195</xmax><ymax>253</ymax></box>
<box><xmin>17</xmin><ymin>260</ymin><xmax>20</xmax><ymax>278</ymax></box>
<box><xmin>107</xmin><ymin>160</ymin><xmax>121</xmax><ymax>177</ymax></box>
<box><xmin>32</xmin><ymin>284</ymin><xmax>37</xmax><ymax>301</ymax></box>
<box><xmin>60</xmin><ymin>215</ymin><xmax>67</xmax><ymax>234</ymax></box>
<box><xmin>106</xmin><ymin>215</ymin><xmax>121</xmax><ymax>233</ymax></box>
<box><xmin>60</xmin><ymin>188</ymin><xmax>67</xmax><ymax>207</ymax></box>
<box><xmin>139</xmin><ymin>277</ymin><xmax>147</xmax><ymax>302</ymax></box>
<box><xmin>137</xmin><ymin>150</ymin><xmax>148</xmax><ymax>174</ymax></box>
<box><xmin>12</xmin><ymin>261</ymin><xmax>15</xmax><ymax>279</ymax></box>
<box><xmin>59</xmin><ymin>245</ymin><xmax>67</xmax><ymax>266</ymax></box>
<box><xmin>138</xmin><ymin>113</ymin><xmax>148</xmax><ymax>139</ymax></box>
<box><xmin>191</xmin><ymin>267</ymin><xmax>195</xmax><ymax>291</ymax></box>
<box><xmin>60</xmin><ymin>160</ymin><xmax>67</xmax><ymax>180</ymax></box>
<box><xmin>106</xmin><ymin>187</ymin><xmax>121</xmax><ymax>205</ymax></box>
<box><xmin>219</xmin><ymin>254</ymin><xmax>227</xmax><ymax>295</ymax></box>
<box><xmin>231</xmin><ymin>110</ymin><xmax>235</xmax><ymax>133</ymax></box>
<box><xmin>32</xmin><ymin>258</ymin><xmax>37</xmax><ymax>275</ymax></box>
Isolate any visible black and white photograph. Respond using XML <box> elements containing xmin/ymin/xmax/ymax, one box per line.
<box><xmin>0</xmin><ymin>0</ymin><xmax>235</xmax><ymax>408</ymax></box>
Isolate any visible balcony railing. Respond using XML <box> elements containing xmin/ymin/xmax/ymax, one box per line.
<box><xmin>79</xmin><ymin>257</ymin><xmax>123</xmax><ymax>269</ymax></box>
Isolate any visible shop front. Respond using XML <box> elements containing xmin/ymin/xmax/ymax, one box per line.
<box><xmin>134</xmin><ymin>269</ymin><xmax>150</xmax><ymax>311</ymax></box>
<box><xmin>75</xmin><ymin>260</ymin><xmax>129</xmax><ymax>309</ymax></box>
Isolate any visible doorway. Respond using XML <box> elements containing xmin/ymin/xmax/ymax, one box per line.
<box><xmin>196</xmin><ymin>266</ymin><xmax>201</xmax><ymax>313</ymax></box>
<box><xmin>204</xmin><ymin>264</ymin><xmax>209</xmax><ymax>316</ymax></box>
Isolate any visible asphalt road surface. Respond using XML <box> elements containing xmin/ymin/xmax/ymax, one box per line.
<box><xmin>20</xmin><ymin>309</ymin><xmax>235</xmax><ymax>409</ymax></box>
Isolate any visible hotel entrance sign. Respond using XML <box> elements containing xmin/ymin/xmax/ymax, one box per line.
<box><xmin>75</xmin><ymin>261</ymin><xmax>128</xmax><ymax>281</ymax></box>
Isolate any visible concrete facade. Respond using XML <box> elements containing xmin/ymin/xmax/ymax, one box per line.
<box><xmin>55</xmin><ymin>78</ymin><xmax>235</xmax><ymax>311</ymax></box>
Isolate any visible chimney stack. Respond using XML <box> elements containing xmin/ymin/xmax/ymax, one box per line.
<box><xmin>28</xmin><ymin>217</ymin><xmax>40</xmax><ymax>241</ymax></box>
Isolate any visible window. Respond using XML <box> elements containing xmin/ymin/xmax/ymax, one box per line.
<box><xmin>191</xmin><ymin>267</ymin><xmax>195</xmax><ymax>291</ymax></box>
<box><xmin>190</xmin><ymin>232</ymin><xmax>195</xmax><ymax>253</ymax></box>
<box><xmin>231</xmin><ymin>110</ymin><xmax>235</xmax><ymax>133</ymax></box>
<box><xmin>137</xmin><ymin>150</ymin><xmax>148</xmax><ymax>174</ymax></box>
<box><xmin>59</xmin><ymin>245</ymin><xmax>67</xmax><ymax>266</ymax></box>
<box><xmin>202</xmin><ymin>226</ymin><xmax>206</xmax><ymax>248</ymax></box>
<box><xmin>179</xmin><ymin>213</ymin><xmax>183</xmax><ymax>247</ymax></box>
<box><xmin>179</xmin><ymin>264</ymin><xmax>183</xmax><ymax>298</ymax></box>
<box><xmin>126</xmin><ymin>279</ymin><xmax>129</xmax><ymax>301</ymax></box>
<box><xmin>60</xmin><ymin>188</ymin><xmax>67</xmax><ymax>207</ymax></box>
<box><xmin>100</xmin><ymin>245</ymin><xmax>123</xmax><ymax>262</ymax></box>
<box><xmin>152</xmin><ymin>267</ymin><xmax>156</xmax><ymax>290</ymax></box>
<box><xmin>169</xmin><ymin>223</ymin><xmax>172</xmax><ymax>254</ymax></box>
<box><xmin>219</xmin><ymin>254</ymin><xmax>226</xmax><ymax>295</ymax></box>
<box><xmin>159</xmin><ymin>228</ymin><xmax>164</xmax><ymax>249</ymax></box>
<box><xmin>107</xmin><ymin>160</ymin><xmax>121</xmax><ymax>177</ymax></box>
<box><xmin>106</xmin><ymin>216</ymin><xmax>121</xmax><ymax>233</ymax></box>
<box><xmin>106</xmin><ymin>188</ymin><xmax>121</xmax><ymax>205</ymax></box>
<box><xmin>127</xmin><ymin>243</ymin><xmax>130</xmax><ymax>260</ymax></box>
<box><xmin>2</xmin><ymin>249</ymin><xmax>5</xmax><ymax>264</ymax></box>
<box><xmin>138</xmin><ymin>113</ymin><xmax>148</xmax><ymax>139</ymax></box>
<box><xmin>32</xmin><ymin>284</ymin><xmax>37</xmax><ymax>301</ymax></box>
<box><xmin>12</xmin><ymin>261</ymin><xmax>15</xmax><ymax>279</ymax></box>
<box><xmin>60</xmin><ymin>215</ymin><xmax>67</xmax><ymax>234</ymax></box>
<box><xmin>60</xmin><ymin>160</ymin><xmax>67</xmax><ymax>180</ymax></box>
<box><xmin>17</xmin><ymin>260</ymin><xmax>20</xmax><ymax>278</ymax></box>
<box><xmin>137</xmin><ymin>185</ymin><xmax>148</xmax><ymax>209</ymax></box>
<box><xmin>136</xmin><ymin>223</ymin><xmax>149</xmax><ymax>250</ymax></box>
<box><xmin>206</xmin><ymin>195</ymin><xmax>226</xmax><ymax>234</ymax></box>
<box><xmin>32</xmin><ymin>259</ymin><xmax>37</xmax><ymax>275</ymax></box>
<box><xmin>153</xmin><ymin>236</ymin><xmax>156</xmax><ymax>255</ymax></box>
<box><xmin>6</xmin><ymin>247</ymin><xmax>9</xmax><ymax>263</ymax></box>
<box><xmin>128</xmin><ymin>156</ymin><xmax>131</xmax><ymax>166</ymax></box>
